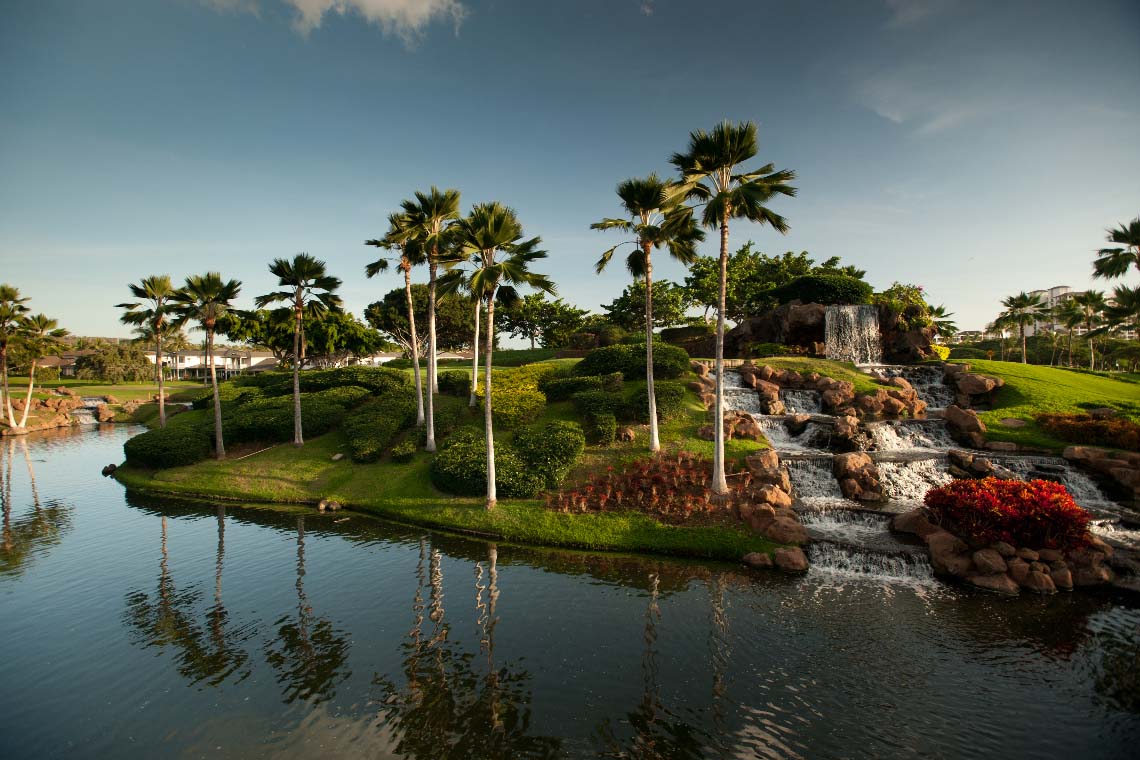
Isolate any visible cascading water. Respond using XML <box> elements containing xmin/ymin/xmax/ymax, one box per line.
<box><xmin>867</xmin><ymin>365</ymin><xmax>956</xmax><ymax>409</ymax></box>
<box><xmin>785</xmin><ymin>456</ymin><xmax>847</xmax><ymax>505</ymax></box>
<box><xmin>825</xmin><ymin>305</ymin><xmax>882</xmax><ymax>366</ymax></box>
<box><xmin>760</xmin><ymin>418</ymin><xmax>831</xmax><ymax>452</ymax></box>
<box><xmin>717</xmin><ymin>371</ymin><xmax>764</xmax><ymax>415</ymax></box>
<box><xmin>807</xmin><ymin>541</ymin><xmax>936</xmax><ymax>585</ymax></box>
<box><xmin>780</xmin><ymin>389</ymin><xmax>822</xmax><ymax>414</ymax></box>
<box><xmin>876</xmin><ymin>457</ymin><xmax>953</xmax><ymax>506</ymax></box>
<box><xmin>867</xmin><ymin>420</ymin><xmax>956</xmax><ymax>452</ymax></box>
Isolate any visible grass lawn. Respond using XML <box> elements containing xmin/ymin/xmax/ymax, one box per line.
<box><xmin>6</xmin><ymin>376</ymin><xmax>204</xmax><ymax>402</ymax></box>
<box><xmin>951</xmin><ymin>359</ymin><xmax>1140</xmax><ymax>450</ymax></box>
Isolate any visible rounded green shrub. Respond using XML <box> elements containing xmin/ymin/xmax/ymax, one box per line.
<box><xmin>623</xmin><ymin>381</ymin><xmax>687</xmax><ymax>422</ymax></box>
<box><xmin>430</xmin><ymin>427</ymin><xmax>544</xmax><ymax>498</ymax></box>
<box><xmin>770</xmin><ymin>274</ymin><xmax>872</xmax><ymax>306</ymax></box>
<box><xmin>297</xmin><ymin>366</ymin><xmax>409</xmax><ymax>395</ymax></box>
<box><xmin>583</xmin><ymin>412</ymin><xmax>617</xmax><ymax>445</ymax></box>
<box><xmin>124</xmin><ymin>425</ymin><xmax>212</xmax><ymax>469</ymax></box>
<box><xmin>221</xmin><ymin>395</ymin><xmax>348</xmax><ymax>444</ymax></box>
<box><xmin>438</xmin><ymin>370</ymin><xmax>471</xmax><ymax>396</ymax></box>
<box><xmin>572</xmin><ymin>343</ymin><xmax>689</xmax><ymax>380</ymax></box>
<box><xmin>514</xmin><ymin>420</ymin><xmax>585</xmax><ymax>487</ymax></box>
<box><xmin>489</xmin><ymin>387</ymin><xmax>546</xmax><ymax>429</ymax></box>
<box><xmin>311</xmin><ymin>385</ymin><xmax>372</xmax><ymax>409</ymax></box>
<box><xmin>391</xmin><ymin>439</ymin><xmax>417</xmax><ymax>463</ymax></box>
<box><xmin>342</xmin><ymin>391</ymin><xmax>418</xmax><ymax>462</ymax></box>
<box><xmin>571</xmin><ymin>389</ymin><xmax>625</xmax><ymax>419</ymax></box>
<box><xmin>540</xmin><ymin>372</ymin><xmax>624</xmax><ymax>401</ymax></box>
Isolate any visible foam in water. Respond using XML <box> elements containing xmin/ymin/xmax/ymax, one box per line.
<box><xmin>799</xmin><ymin>509</ymin><xmax>889</xmax><ymax>542</ymax></box>
<box><xmin>866</xmin><ymin>365</ymin><xmax>955</xmax><ymax>409</ymax></box>
<box><xmin>877</xmin><ymin>458</ymin><xmax>953</xmax><ymax>505</ymax></box>
<box><xmin>825</xmin><ymin>305</ymin><xmax>882</xmax><ymax>366</ymax></box>
<box><xmin>990</xmin><ymin>456</ymin><xmax>1116</xmax><ymax>509</ymax></box>
<box><xmin>867</xmin><ymin>421</ymin><xmax>955</xmax><ymax>452</ymax></box>
<box><xmin>716</xmin><ymin>372</ymin><xmax>765</xmax><ymax>415</ymax></box>
<box><xmin>757</xmin><ymin>417</ymin><xmax>831</xmax><ymax>452</ymax></box>
<box><xmin>807</xmin><ymin>541</ymin><xmax>935</xmax><ymax>585</ymax></box>
<box><xmin>786</xmin><ymin>457</ymin><xmax>845</xmax><ymax>502</ymax></box>
<box><xmin>780</xmin><ymin>389</ymin><xmax>822</xmax><ymax>414</ymax></box>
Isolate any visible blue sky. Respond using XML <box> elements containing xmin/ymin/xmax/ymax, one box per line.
<box><xmin>2</xmin><ymin>0</ymin><xmax>1138</xmax><ymax>340</ymax></box>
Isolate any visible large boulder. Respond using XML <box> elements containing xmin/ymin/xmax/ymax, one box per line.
<box><xmin>773</xmin><ymin>547</ymin><xmax>809</xmax><ymax>573</ymax></box>
<box><xmin>966</xmin><ymin>573</ymin><xmax>1020</xmax><ymax>595</ymax></box>
<box><xmin>944</xmin><ymin>405</ymin><xmax>986</xmax><ymax>435</ymax></box>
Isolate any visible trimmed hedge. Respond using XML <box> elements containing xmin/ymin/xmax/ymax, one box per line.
<box><xmin>124</xmin><ymin>425</ymin><xmax>212</xmax><ymax>469</ymax></box>
<box><xmin>514</xmin><ymin>420</ymin><xmax>585</xmax><ymax>487</ymax></box>
<box><xmin>571</xmin><ymin>389</ymin><xmax>625</xmax><ymax>419</ymax></box>
<box><xmin>572</xmin><ymin>343</ymin><xmax>689</xmax><ymax>380</ymax></box>
<box><xmin>190</xmin><ymin>383</ymin><xmax>263</xmax><ymax>410</ymax></box>
<box><xmin>296</xmin><ymin>366</ymin><xmax>409</xmax><ymax>395</ymax></box>
<box><xmin>769</xmin><ymin>274</ymin><xmax>872</xmax><ymax>306</ymax></box>
<box><xmin>342</xmin><ymin>391</ymin><xmax>419</xmax><ymax>462</ymax></box>
<box><xmin>490</xmin><ymin>387</ymin><xmax>546</xmax><ymax>429</ymax></box>
<box><xmin>540</xmin><ymin>372</ymin><xmax>622</xmax><ymax>401</ymax></box>
<box><xmin>438</xmin><ymin>370</ymin><xmax>471</xmax><ymax>396</ymax></box>
<box><xmin>221</xmin><ymin>395</ymin><xmax>349</xmax><ymax>444</ymax></box>
<box><xmin>583</xmin><ymin>412</ymin><xmax>617</xmax><ymax>445</ymax></box>
<box><xmin>623</xmin><ymin>381</ymin><xmax>687</xmax><ymax>423</ymax></box>
<box><xmin>391</xmin><ymin>439</ymin><xmax>417</xmax><ymax>463</ymax></box>
<box><xmin>430</xmin><ymin>427</ymin><xmax>545</xmax><ymax>498</ymax></box>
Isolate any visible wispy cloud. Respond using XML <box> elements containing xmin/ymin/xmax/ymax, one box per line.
<box><xmin>857</xmin><ymin>67</ymin><xmax>991</xmax><ymax>135</ymax></box>
<box><xmin>883</xmin><ymin>0</ymin><xmax>953</xmax><ymax>29</ymax></box>
<box><xmin>202</xmin><ymin>0</ymin><xmax>468</xmax><ymax>45</ymax></box>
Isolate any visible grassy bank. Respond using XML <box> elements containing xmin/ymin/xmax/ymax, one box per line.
<box><xmin>952</xmin><ymin>359</ymin><xmax>1140</xmax><ymax>449</ymax></box>
<box><xmin>6</xmin><ymin>376</ymin><xmax>204</xmax><ymax>402</ymax></box>
<box><xmin>114</xmin><ymin>431</ymin><xmax>778</xmax><ymax>560</ymax></box>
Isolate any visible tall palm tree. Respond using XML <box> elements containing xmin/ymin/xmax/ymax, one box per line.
<box><xmin>117</xmin><ymin>275</ymin><xmax>180</xmax><ymax>428</ymax></box>
<box><xmin>1053</xmin><ymin>299</ymin><xmax>1084</xmax><ymax>367</ymax></box>
<box><xmin>401</xmin><ymin>188</ymin><xmax>461</xmax><ymax>453</ymax></box>
<box><xmin>0</xmin><ymin>284</ymin><xmax>31</xmax><ymax>428</ymax></box>
<box><xmin>173</xmin><ymin>273</ymin><xmax>242</xmax><ymax>459</ymax></box>
<box><xmin>1105</xmin><ymin>284</ymin><xmax>1140</xmax><ymax>338</ymax></box>
<box><xmin>366</xmin><ymin>213</ymin><xmax>426</xmax><ymax>426</ymax></box>
<box><xmin>994</xmin><ymin>292</ymin><xmax>1049</xmax><ymax>364</ymax></box>
<box><xmin>437</xmin><ymin>267</ymin><xmax>497</xmax><ymax>409</ymax></box>
<box><xmin>670</xmin><ymin>121</ymin><xmax>796</xmax><ymax>494</ymax></box>
<box><xmin>15</xmin><ymin>314</ymin><xmax>69</xmax><ymax>429</ymax></box>
<box><xmin>1092</xmin><ymin>216</ymin><xmax>1140</xmax><ymax>280</ymax></box>
<box><xmin>591</xmin><ymin>174</ymin><xmax>704</xmax><ymax>452</ymax></box>
<box><xmin>928</xmin><ymin>304</ymin><xmax>958</xmax><ymax>339</ymax></box>
<box><xmin>452</xmin><ymin>202</ymin><xmax>554</xmax><ymax>510</ymax></box>
<box><xmin>1070</xmin><ymin>290</ymin><xmax>1107</xmax><ymax>370</ymax></box>
<box><xmin>255</xmin><ymin>254</ymin><xmax>342</xmax><ymax>447</ymax></box>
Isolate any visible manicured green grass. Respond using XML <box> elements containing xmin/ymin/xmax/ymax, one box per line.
<box><xmin>114</xmin><ymin>431</ymin><xmax>778</xmax><ymax>560</ymax></box>
<box><xmin>7</xmin><ymin>377</ymin><xmax>203</xmax><ymax>402</ymax></box>
<box><xmin>950</xmin><ymin>359</ymin><xmax>1140</xmax><ymax>449</ymax></box>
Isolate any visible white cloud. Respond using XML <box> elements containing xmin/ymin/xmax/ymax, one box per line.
<box><xmin>857</xmin><ymin>69</ymin><xmax>989</xmax><ymax>135</ymax></box>
<box><xmin>285</xmin><ymin>0</ymin><xmax>467</xmax><ymax>42</ymax></box>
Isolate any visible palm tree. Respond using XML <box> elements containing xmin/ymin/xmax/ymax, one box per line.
<box><xmin>1093</xmin><ymin>216</ymin><xmax>1140</xmax><ymax>280</ymax></box>
<box><xmin>366</xmin><ymin>213</ymin><xmax>426</xmax><ymax>426</ymax></box>
<box><xmin>401</xmin><ymin>188</ymin><xmax>461</xmax><ymax>453</ymax></box>
<box><xmin>452</xmin><ymin>202</ymin><xmax>554</xmax><ymax>510</ymax></box>
<box><xmin>994</xmin><ymin>292</ymin><xmax>1049</xmax><ymax>364</ymax></box>
<box><xmin>670</xmin><ymin>121</ymin><xmax>796</xmax><ymax>494</ymax></box>
<box><xmin>591</xmin><ymin>174</ymin><xmax>704</xmax><ymax>452</ymax></box>
<box><xmin>255</xmin><ymin>254</ymin><xmax>342</xmax><ymax>447</ymax></box>
<box><xmin>1105</xmin><ymin>284</ymin><xmax>1140</xmax><ymax>338</ymax></box>
<box><xmin>1053</xmin><ymin>299</ymin><xmax>1084</xmax><ymax>367</ymax></box>
<box><xmin>0</xmin><ymin>284</ymin><xmax>31</xmax><ymax>428</ymax></box>
<box><xmin>436</xmin><ymin>267</ymin><xmax>492</xmax><ymax>408</ymax></box>
<box><xmin>15</xmin><ymin>314</ymin><xmax>69</xmax><ymax>429</ymax></box>
<box><xmin>117</xmin><ymin>275</ymin><xmax>180</xmax><ymax>428</ymax></box>
<box><xmin>1070</xmin><ymin>290</ymin><xmax>1107</xmax><ymax>370</ymax></box>
<box><xmin>929</xmin><ymin>304</ymin><xmax>958</xmax><ymax>339</ymax></box>
<box><xmin>173</xmin><ymin>273</ymin><xmax>242</xmax><ymax>459</ymax></box>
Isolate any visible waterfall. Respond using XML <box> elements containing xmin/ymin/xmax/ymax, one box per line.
<box><xmin>759</xmin><ymin>418</ymin><xmax>831</xmax><ymax>452</ymax></box>
<box><xmin>807</xmin><ymin>541</ymin><xmax>935</xmax><ymax>584</ymax></box>
<box><xmin>825</xmin><ymin>305</ymin><xmax>882</xmax><ymax>366</ymax></box>
<box><xmin>868</xmin><ymin>365</ymin><xmax>955</xmax><ymax>409</ymax></box>
<box><xmin>717</xmin><ymin>371</ymin><xmax>765</xmax><ymax>415</ymax></box>
<box><xmin>799</xmin><ymin>508</ymin><xmax>890</xmax><ymax>543</ymax></box>
<box><xmin>988</xmin><ymin>456</ymin><xmax>1118</xmax><ymax>510</ymax></box>
<box><xmin>877</xmin><ymin>458</ymin><xmax>953</xmax><ymax>505</ymax></box>
<box><xmin>780</xmin><ymin>389</ymin><xmax>822</xmax><ymax>414</ymax></box>
<box><xmin>867</xmin><ymin>420</ymin><xmax>956</xmax><ymax>452</ymax></box>
<box><xmin>785</xmin><ymin>457</ymin><xmax>846</xmax><ymax>504</ymax></box>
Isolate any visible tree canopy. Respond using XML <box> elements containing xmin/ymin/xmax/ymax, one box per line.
<box><xmin>602</xmin><ymin>280</ymin><xmax>690</xmax><ymax>332</ymax></box>
<box><xmin>364</xmin><ymin>285</ymin><xmax>476</xmax><ymax>353</ymax></box>
<box><xmin>498</xmin><ymin>293</ymin><xmax>589</xmax><ymax>349</ymax></box>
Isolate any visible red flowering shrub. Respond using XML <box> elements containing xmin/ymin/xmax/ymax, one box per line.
<box><xmin>923</xmin><ymin>477</ymin><xmax>1091</xmax><ymax>550</ymax></box>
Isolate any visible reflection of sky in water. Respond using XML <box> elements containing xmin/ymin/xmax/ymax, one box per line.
<box><xmin>0</xmin><ymin>426</ymin><xmax>1138</xmax><ymax>758</ymax></box>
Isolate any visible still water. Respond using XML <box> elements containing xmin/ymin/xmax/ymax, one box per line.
<box><xmin>1</xmin><ymin>426</ymin><xmax>1138</xmax><ymax>758</ymax></box>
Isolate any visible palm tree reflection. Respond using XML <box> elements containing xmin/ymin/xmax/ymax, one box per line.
<box><xmin>264</xmin><ymin>515</ymin><xmax>351</xmax><ymax>704</ymax></box>
<box><xmin>0</xmin><ymin>437</ymin><xmax>72</xmax><ymax>577</ymax></box>
<box><xmin>372</xmin><ymin>539</ymin><xmax>560</xmax><ymax>759</ymax></box>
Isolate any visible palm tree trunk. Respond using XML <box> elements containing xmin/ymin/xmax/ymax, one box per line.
<box><xmin>711</xmin><ymin>213</ymin><xmax>730</xmax><ymax>495</ymax></box>
<box><xmin>209</xmin><ymin>328</ymin><xmax>225</xmax><ymax>459</ymax></box>
<box><xmin>157</xmin><ymin>332</ymin><xmax>166</xmax><ymax>429</ymax></box>
<box><xmin>485</xmin><ymin>291</ymin><xmax>497</xmax><ymax>510</ymax></box>
<box><xmin>425</xmin><ymin>263</ymin><xmax>438</xmax><ymax>452</ymax></box>
<box><xmin>644</xmin><ymin>241</ymin><xmax>660</xmax><ymax>453</ymax></box>
<box><xmin>404</xmin><ymin>263</ymin><xmax>425</xmax><ymax>426</ymax></box>
<box><xmin>1020</xmin><ymin>324</ymin><xmax>1027</xmax><ymax>364</ymax></box>
<box><xmin>18</xmin><ymin>359</ymin><xmax>36</xmax><ymax>428</ymax></box>
<box><xmin>1</xmin><ymin>349</ymin><xmax>14</xmax><ymax>428</ymax></box>
<box><xmin>1067</xmin><ymin>329</ymin><xmax>1074</xmax><ymax>366</ymax></box>
<box><xmin>292</xmin><ymin>303</ymin><xmax>303</xmax><ymax>446</ymax></box>
<box><xmin>469</xmin><ymin>299</ymin><xmax>480</xmax><ymax>408</ymax></box>
<box><xmin>1088</xmin><ymin>328</ymin><xmax>1095</xmax><ymax>371</ymax></box>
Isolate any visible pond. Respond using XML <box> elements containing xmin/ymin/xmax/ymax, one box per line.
<box><xmin>1</xmin><ymin>426</ymin><xmax>1138</xmax><ymax>758</ymax></box>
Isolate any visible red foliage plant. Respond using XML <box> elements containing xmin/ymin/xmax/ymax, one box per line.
<box><xmin>923</xmin><ymin>477</ymin><xmax>1092</xmax><ymax>550</ymax></box>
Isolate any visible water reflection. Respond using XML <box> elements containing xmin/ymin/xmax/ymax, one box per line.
<box><xmin>123</xmin><ymin>515</ymin><xmax>252</xmax><ymax>686</ymax></box>
<box><xmin>0</xmin><ymin>436</ymin><xmax>73</xmax><ymax>576</ymax></box>
<box><xmin>264</xmin><ymin>515</ymin><xmax>352</xmax><ymax>704</ymax></box>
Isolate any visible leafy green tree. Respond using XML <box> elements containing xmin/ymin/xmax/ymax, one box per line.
<box><xmin>452</xmin><ymin>202</ymin><xmax>554</xmax><ymax>510</ymax></box>
<box><xmin>367</xmin><ymin>212</ymin><xmax>427</xmax><ymax>425</ymax></box>
<box><xmin>498</xmin><ymin>293</ymin><xmax>589</xmax><ymax>349</ymax></box>
<box><xmin>602</xmin><ymin>280</ymin><xmax>690</xmax><ymax>332</ymax></box>
<box><xmin>255</xmin><ymin>254</ymin><xmax>342</xmax><ymax>448</ymax></box>
<box><xmin>173</xmin><ymin>273</ymin><xmax>242</xmax><ymax>459</ymax></box>
<box><xmin>364</xmin><ymin>285</ymin><xmax>476</xmax><ymax>354</ymax></box>
<box><xmin>117</xmin><ymin>275</ymin><xmax>180</xmax><ymax>428</ymax></box>
<box><xmin>671</xmin><ymin>120</ymin><xmax>796</xmax><ymax>493</ymax></box>
<box><xmin>75</xmin><ymin>342</ymin><xmax>153</xmax><ymax>383</ymax></box>
<box><xmin>1093</xmin><ymin>216</ymin><xmax>1140</xmax><ymax>280</ymax></box>
<box><xmin>994</xmin><ymin>292</ymin><xmax>1049</xmax><ymax>364</ymax></box>
<box><xmin>222</xmin><ymin>308</ymin><xmax>386</xmax><ymax>368</ymax></box>
<box><xmin>1053</xmin><ymin>299</ymin><xmax>1085</xmax><ymax>367</ymax></box>
<box><xmin>14</xmin><ymin>314</ymin><xmax>69</xmax><ymax>428</ymax></box>
<box><xmin>535</xmin><ymin>297</ymin><xmax>589</xmax><ymax>349</ymax></box>
<box><xmin>1070</xmin><ymin>290</ymin><xmax>1107</xmax><ymax>370</ymax></box>
<box><xmin>0</xmin><ymin>284</ymin><xmax>31</xmax><ymax>427</ymax></box>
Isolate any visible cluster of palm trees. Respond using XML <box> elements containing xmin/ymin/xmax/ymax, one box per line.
<box><xmin>366</xmin><ymin>190</ymin><xmax>552</xmax><ymax>508</ymax></box>
<box><xmin>992</xmin><ymin>215</ymin><xmax>1140</xmax><ymax>368</ymax></box>
<box><xmin>0</xmin><ymin>284</ymin><xmax>69</xmax><ymax>431</ymax></box>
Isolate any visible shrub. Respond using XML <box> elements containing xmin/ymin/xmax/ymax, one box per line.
<box><xmin>930</xmin><ymin>344</ymin><xmax>951</xmax><ymax>361</ymax></box>
<box><xmin>541</xmin><ymin>372</ymin><xmax>622</xmax><ymax>401</ymax></box>
<box><xmin>37</xmin><ymin>367</ymin><xmax>61</xmax><ymax>383</ymax></box>
<box><xmin>297</xmin><ymin>366</ymin><xmax>409</xmax><ymax>396</ymax></box>
<box><xmin>391</xmin><ymin>439</ymin><xmax>417</xmax><ymax>463</ymax></box>
<box><xmin>660</xmin><ymin>324</ymin><xmax>713</xmax><ymax>343</ymax></box>
<box><xmin>191</xmin><ymin>382</ymin><xmax>252</xmax><ymax>410</ymax></box>
<box><xmin>748</xmin><ymin>342</ymin><xmax>796</xmax><ymax>358</ymax></box>
<box><xmin>572</xmin><ymin>389</ymin><xmax>625</xmax><ymax>419</ymax></box>
<box><xmin>770</xmin><ymin>274</ymin><xmax>873</xmax><ymax>306</ymax></box>
<box><xmin>582</xmin><ymin>412</ymin><xmax>617</xmax><ymax>445</ymax></box>
<box><xmin>311</xmin><ymin>385</ymin><xmax>373</xmax><ymax>409</ymax></box>
<box><xmin>220</xmin><ymin>394</ymin><xmax>349</xmax><ymax>444</ymax></box>
<box><xmin>124</xmin><ymin>425</ymin><xmax>212</xmax><ymax>469</ymax></box>
<box><xmin>234</xmin><ymin>371</ymin><xmax>292</xmax><ymax>390</ymax></box>
<box><xmin>514</xmin><ymin>420</ymin><xmax>585</xmax><ymax>487</ymax></box>
<box><xmin>342</xmin><ymin>391</ymin><xmax>418</xmax><ymax>462</ymax></box>
<box><xmin>622</xmin><ymin>381</ymin><xmax>687</xmax><ymax>423</ymax></box>
<box><xmin>489</xmin><ymin>387</ymin><xmax>546</xmax><ymax>429</ymax></box>
<box><xmin>430</xmin><ymin>427</ymin><xmax>544</xmax><ymax>498</ymax></box>
<box><xmin>416</xmin><ymin>395</ymin><xmax>471</xmax><ymax>445</ymax></box>
<box><xmin>950</xmin><ymin>346</ymin><xmax>989</xmax><ymax>360</ymax></box>
<box><xmin>923</xmin><ymin>477</ymin><xmax>1092</xmax><ymax>550</ymax></box>
<box><xmin>438</xmin><ymin>370</ymin><xmax>471</xmax><ymax>396</ymax></box>
<box><xmin>1037</xmin><ymin>413</ymin><xmax>1140</xmax><ymax>451</ymax></box>
<box><xmin>572</xmin><ymin>343</ymin><xmax>689</xmax><ymax>380</ymax></box>
<box><xmin>490</xmin><ymin>348</ymin><xmax>557</xmax><ymax>366</ymax></box>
